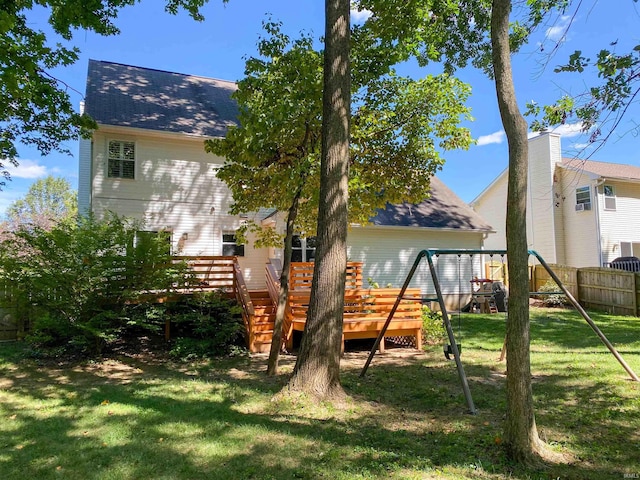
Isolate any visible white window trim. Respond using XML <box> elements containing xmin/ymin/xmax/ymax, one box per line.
<box><xmin>603</xmin><ymin>184</ymin><xmax>617</xmax><ymax>211</ymax></box>
<box><xmin>222</xmin><ymin>231</ymin><xmax>245</xmax><ymax>257</ymax></box>
<box><xmin>575</xmin><ymin>185</ymin><xmax>591</xmax><ymax>211</ymax></box>
<box><xmin>107</xmin><ymin>139</ymin><xmax>136</xmax><ymax>180</ymax></box>
<box><xmin>292</xmin><ymin>235</ymin><xmax>317</xmax><ymax>262</ymax></box>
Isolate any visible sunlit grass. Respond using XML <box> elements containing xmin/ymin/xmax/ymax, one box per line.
<box><xmin>0</xmin><ymin>307</ymin><xmax>639</xmax><ymax>479</ymax></box>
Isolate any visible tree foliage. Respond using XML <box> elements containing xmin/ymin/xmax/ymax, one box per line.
<box><xmin>207</xmin><ymin>21</ymin><xmax>473</xmax><ymax>245</ymax></box>
<box><xmin>0</xmin><ymin>0</ymin><xmax>214</xmax><ymax>187</ymax></box>
<box><xmin>0</xmin><ymin>213</ymin><xmax>187</xmax><ymax>354</ymax></box>
<box><xmin>4</xmin><ymin>175</ymin><xmax>77</xmax><ymax>230</ymax></box>
<box><xmin>526</xmin><ymin>26</ymin><xmax>640</xmax><ymax>153</ymax></box>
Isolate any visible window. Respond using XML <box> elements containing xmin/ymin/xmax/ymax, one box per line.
<box><xmin>108</xmin><ymin>140</ymin><xmax>135</xmax><ymax>179</ymax></box>
<box><xmin>222</xmin><ymin>232</ymin><xmax>244</xmax><ymax>256</ymax></box>
<box><xmin>575</xmin><ymin>186</ymin><xmax>591</xmax><ymax>211</ymax></box>
<box><xmin>603</xmin><ymin>184</ymin><xmax>617</xmax><ymax>210</ymax></box>
<box><xmin>291</xmin><ymin>235</ymin><xmax>316</xmax><ymax>262</ymax></box>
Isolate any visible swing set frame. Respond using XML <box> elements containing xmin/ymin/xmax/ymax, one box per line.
<box><xmin>359</xmin><ymin>249</ymin><xmax>640</xmax><ymax>415</ymax></box>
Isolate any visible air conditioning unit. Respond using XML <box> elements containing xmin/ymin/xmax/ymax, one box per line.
<box><xmin>575</xmin><ymin>203</ymin><xmax>591</xmax><ymax>211</ymax></box>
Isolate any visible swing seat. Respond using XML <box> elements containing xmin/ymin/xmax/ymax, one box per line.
<box><xmin>444</xmin><ymin>343</ymin><xmax>461</xmax><ymax>360</ymax></box>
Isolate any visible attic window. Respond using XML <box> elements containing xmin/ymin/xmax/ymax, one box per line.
<box><xmin>107</xmin><ymin>140</ymin><xmax>135</xmax><ymax>179</ymax></box>
<box><xmin>603</xmin><ymin>185</ymin><xmax>616</xmax><ymax>210</ymax></box>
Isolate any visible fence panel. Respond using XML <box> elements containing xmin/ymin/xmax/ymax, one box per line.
<box><xmin>533</xmin><ymin>264</ymin><xmax>579</xmax><ymax>299</ymax></box>
<box><xmin>578</xmin><ymin>268</ymin><xmax>637</xmax><ymax>316</ymax></box>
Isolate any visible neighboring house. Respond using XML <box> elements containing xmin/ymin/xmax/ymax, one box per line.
<box><xmin>80</xmin><ymin>59</ymin><xmax>493</xmax><ymax>293</ymax></box>
<box><xmin>471</xmin><ymin>132</ymin><xmax>640</xmax><ymax>268</ymax></box>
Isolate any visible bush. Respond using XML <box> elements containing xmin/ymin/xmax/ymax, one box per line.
<box><xmin>422</xmin><ymin>306</ymin><xmax>446</xmax><ymax>345</ymax></box>
<box><xmin>0</xmin><ymin>213</ymin><xmax>190</xmax><ymax>355</ymax></box>
<box><xmin>166</xmin><ymin>292</ymin><xmax>245</xmax><ymax>359</ymax></box>
<box><xmin>537</xmin><ymin>279</ymin><xmax>570</xmax><ymax>307</ymax></box>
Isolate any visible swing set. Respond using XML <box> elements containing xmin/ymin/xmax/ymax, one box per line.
<box><xmin>360</xmin><ymin>249</ymin><xmax>640</xmax><ymax>415</ymax></box>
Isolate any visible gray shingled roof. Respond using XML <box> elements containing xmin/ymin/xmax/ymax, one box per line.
<box><xmin>562</xmin><ymin>158</ymin><xmax>640</xmax><ymax>181</ymax></box>
<box><xmin>370</xmin><ymin>177</ymin><xmax>493</xmax><ymax>231</ymax></box>
<box><xmin>85</xmin><ymin>59</ymin><xmax>238</xmax><ymax>137</ymax></box>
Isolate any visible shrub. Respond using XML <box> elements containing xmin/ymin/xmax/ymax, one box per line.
<box><xmin>421</xmin><ymin>306</ymin><xmax>446</xmax><ymax>345</ymax></box>
<box><xmin>167</xmin><ymin>292</ymin><xmax>245</xmax><ymax>359</ymax></box>
<box><xmin>537</xmin><ymin>279</ymin><xmax>570</xmax><ymax>307</ymax></box>
<box><xmin>0</xmin><ymin>213</ymin><xmax>190</xmax><ymax>355</ymax></box>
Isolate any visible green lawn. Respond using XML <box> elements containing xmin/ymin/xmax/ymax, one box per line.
<box><xmin>1</xmin><ymin>307</ymin><xmax>639</xmax><ymax>479</ymax></box>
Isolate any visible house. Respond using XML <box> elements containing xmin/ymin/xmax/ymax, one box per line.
<box><xmin>471</xmin><ymin>132</ymin><xmax>640</xmax><ymax>268</ymax></box>
<box><xmin>80</xmin><ymin>59</ymin><xmax>493</xmax><ymax>294</ymax></box>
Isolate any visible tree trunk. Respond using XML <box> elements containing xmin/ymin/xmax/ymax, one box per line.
<box><xmin>491</xmin><ymin>0</ymin><xmax>546</xmax><ymax>464</ymax></box>
<box><xmin>285</xmin><ymin>0</ymin><xmax>350</xmax><ymax>399</ymax></box>
<box><xmin>266</xmin><ymin>190</ymin><xmax>301</xmax><ymax>376</ymax></box>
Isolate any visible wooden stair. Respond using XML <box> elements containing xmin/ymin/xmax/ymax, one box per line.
<box><xmin>247</xmin><ymin>291</ymin><xmax>276</xmax><ymax>353</ymax></box>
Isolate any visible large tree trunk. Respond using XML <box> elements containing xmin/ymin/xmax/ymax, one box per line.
<box><xmin>285</xmin><ymin>0</ymin><xmax>350</xmax><ymax>399</ymax></box>
<box><xmin>266</xmin><ymin>191</ymin><xmax>301</xmax><ymax>376</ymax></box>
<box><xmin>491</xmin><ymin>0</ymin><xmax>546</xmax><ymax>464</ymax></box>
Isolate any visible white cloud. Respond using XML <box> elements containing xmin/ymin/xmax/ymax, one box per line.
<box><xmin>546</xmin><ymin>15</ymin><xmax>571</xmax><ymax>43</ymax></box>
<box><xmin>550</xmin><ymin>122</ymin><xmax>585</xmax><ymax>138</ymax></box>
<box><xmin>350</xmin><ymin>8</ymin><xmax>372</xmax><ymax>24</ymax></box>
<box><xmin>476</xmin><ymin>130</ymin><xmax>505</xmax><ymax>146</ymax></box>
<box><xmin>4</xmin><ymin>159</ymin><xmax>49</xmax><ymax>179</ymax></box>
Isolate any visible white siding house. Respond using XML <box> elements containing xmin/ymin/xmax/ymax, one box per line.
<box><xmin>81</xmin><ymin>60</ymin><xmax>494</xmax><ymax>292</ymax></box>
<box><xmin>472</xmin><ymin>132</ymin><xmax>640</xmax><ymax>267</ymax></box>
<box><xmin>265</xmin><ymin>177</ymin><xmax>493</xmax><ymax>300</ymax></box>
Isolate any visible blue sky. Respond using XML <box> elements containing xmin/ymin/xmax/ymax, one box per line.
<box><xmin>2</xmin><ymin>1</ymin><xmax>639</xmax><ymax>216</ymax></box>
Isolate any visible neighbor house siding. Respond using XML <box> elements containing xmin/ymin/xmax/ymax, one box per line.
<box><xmin>472</xmin><ymin>172</ymin><xmax>508</xmax><ymax>251</ymax></box>
<box><xmin>597</xmin><ymin>180</ymin><xmax>640</xmax><ymax>264</ymax></box>
<box><xmin>527</xmin><ymin>133</ymin><xmax>560</xmax><ymax>263</ymax></box>
<box><xmin>471</xmin><ymin>134</ymin><xmax>563</xmax><ymax>259</ymax></box>
<box><xmin>558</xmin><ymin>169</ymin><xmax>600</xmax><ymax>267</ymax></box>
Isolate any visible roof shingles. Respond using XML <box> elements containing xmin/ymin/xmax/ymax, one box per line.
<box><xmin>85</xmin><ymin>60</ymin><xmax>238</xmax><ymax>137</ymax></box>
<box><xmin>370</xmin><ymin>177</ymin><xmax>493</xmax><ymax>231</ymax></box>
<box><xmin>562</xmin><ymin>158</ymin><xmax>640</xmax><ymax>181</ymax></box>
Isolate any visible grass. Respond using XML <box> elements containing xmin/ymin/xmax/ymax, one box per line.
<box><xmin>0</xmin><ymin>306</ymin><xmax>639</xmax><ymax>479</ymax></box>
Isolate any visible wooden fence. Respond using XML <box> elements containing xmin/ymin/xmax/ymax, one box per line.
<box><xmin>532</xmin><ymin>264</ymin><xmax>640</xmax><ymax>316</ymax></box>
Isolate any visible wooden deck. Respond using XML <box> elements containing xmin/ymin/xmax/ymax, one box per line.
<box><xmin>160</xmin><ymin>257</ymin><xmax>423</xmax><ymax>354</ymax></box>
<box><xmin>266</xmin><ymin>260</ymin><xmax>423</xmax><ymax>353</ymax></box>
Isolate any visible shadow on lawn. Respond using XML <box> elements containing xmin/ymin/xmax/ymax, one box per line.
<box><xmin>1</xmin><ymin>345</ymin><xmax>638</xmax><ymax>480</ymax></box>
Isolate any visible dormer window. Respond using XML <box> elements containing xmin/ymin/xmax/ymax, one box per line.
<box><xmin>107</xmin><ymin>140</ymin><xmax>135</xmax><ymax>179</ymax></box>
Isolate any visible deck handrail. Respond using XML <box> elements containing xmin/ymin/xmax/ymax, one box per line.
<box><xmin>233</xmin><ymin>258</ymin><xmax>254</xmax><ymax>319</ymax></box>
<box><xmin>265</xmin><ymin>260</ymin><xmax>295</xmax><ymax>346</ymax></box>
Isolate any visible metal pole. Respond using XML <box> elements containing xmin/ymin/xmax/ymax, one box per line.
<box><xmin>360</xmin><ymin>250</ymin><xmax>427</xmax><ymax>377</ymax></box>
<box><xmin>426</xmin><ymin>251</ymin><xmax>477</xmax><ymax>414</ymax></box>
<box><xmin>531</xmin><ymin>250</ymin><xmax>639</xmax><ymax>382</ymax></box>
